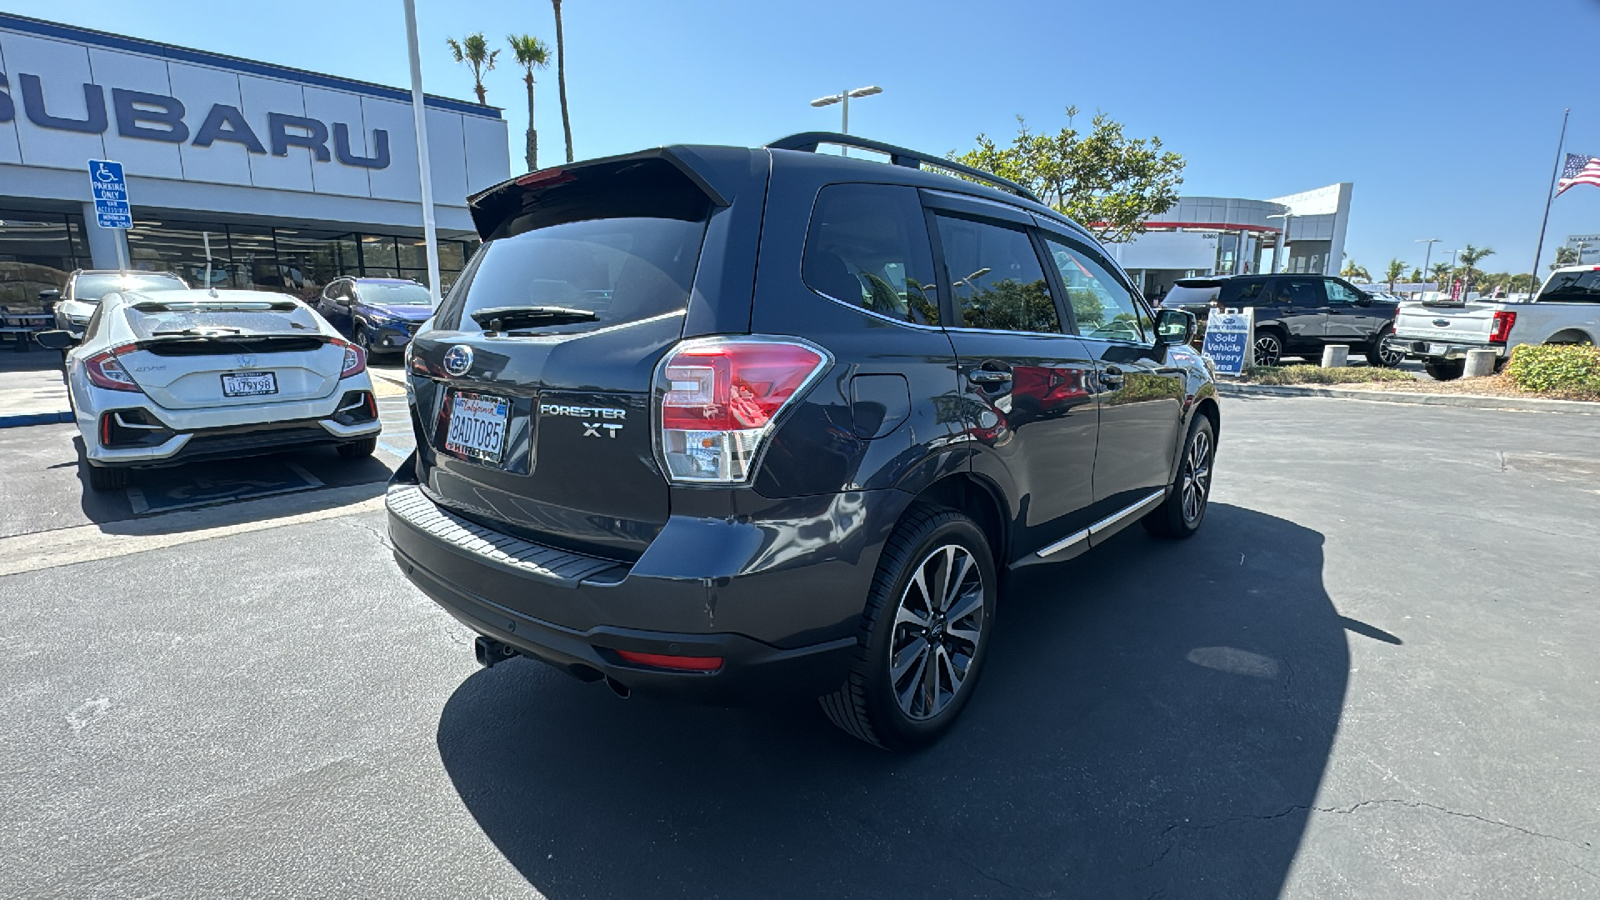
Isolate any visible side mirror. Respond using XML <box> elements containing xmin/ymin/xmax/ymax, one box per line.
<box><xmin>38</xmin><ymin>289</ymin><xmax>60</xmax><ymax>303</ymax></box>
<box><xmin>1156</xmin><ymin>308</ymin><xmax>1197</xmax><ymax>346</ymax></box>
<box><xmin>34</xmin><ymin>329</ymin><xmax>78</xmax><ymax>351</ymax></box>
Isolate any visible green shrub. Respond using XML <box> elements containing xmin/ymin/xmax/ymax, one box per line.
<box><xmin>1504</xmin><ymin>343</ymin><xmax>1600</xmax><ymax>395</ymax></box>
<box><xmin>1243</xmin><ymin>365</ymin><xmax>1417</xmax><ymax>386</ymax></box>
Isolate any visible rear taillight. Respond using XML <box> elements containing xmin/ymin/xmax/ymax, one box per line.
<box><xmin>332</xmin><ymin>338</ymin><xmax>366</xmax><ymax>377</ymax></box>
<box><xmin>654</xmin><ymin>336</ymin><xmax>830</xmax><ymax>484</ymax></box>
<box><xmin>1489</xmin><ymin>310</ymin><xmax>1517</xmax><ymax>344</ymax></box>
<box><xmin>614</xmin><ymin>650</ymin><xmax>724</xmax><ymax>672</ymax></box>
<box><xmin>84</xmin><ymin>344</ymin><xmax>142</xmax><ymax>392</ymax></box>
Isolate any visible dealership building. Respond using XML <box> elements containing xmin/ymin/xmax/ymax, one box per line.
<box><xmin>1106</xmin><ymin>183</ymin><xmax>1354</xmax><ymax>299</ymax></box>
<box><xmin>0</xmin><ymin>13</ymin><xmax>510</xmax><ymax>308</ymax></box>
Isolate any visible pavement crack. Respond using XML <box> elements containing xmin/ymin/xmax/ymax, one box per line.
<box><xmin>1315</xmin><ymin>799</ymin><xmax>1595</xmax><ymax>851</ymax></box>
<box><xmin>961</xmin><ymin>858</ymin><xmax>1028</xmax><ymax>895</ymax></box>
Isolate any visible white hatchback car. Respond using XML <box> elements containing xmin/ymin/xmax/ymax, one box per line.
<box><xmin>40</xmin><ymin>289</ymin><xmax>383</xmax><ymax>490</ymax></box>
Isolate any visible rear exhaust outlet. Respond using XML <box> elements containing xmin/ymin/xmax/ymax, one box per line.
<box><xmin>474</xmin><ymin>636</ymin><xmax>518</xmax><ymax>668</ymax></box>
<box><xmin>605</xmin><ymin>677</ymin><xmax>632</xmax><ymax>699</ymax></box>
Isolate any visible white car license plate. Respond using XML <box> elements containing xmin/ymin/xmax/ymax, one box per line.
<box><xmin>1427</xmin><ymin>343</ymin><xmax>1448</xmax><ymax>356</ymax></box>
<box><xmin>221</xmin><ymin>371</ymin><xmax>278</xmax><ymax>397</ymax></box>
<box><xmin>446</xmin><ymin>392</ymin><xmax>510</xmax><ymax>465</ymax></box>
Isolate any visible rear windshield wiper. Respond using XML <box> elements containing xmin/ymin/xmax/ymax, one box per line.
<box><xmin>471</xmin><ymin>305</ymin><xmax>600</xmax><ymax>330</ymax></box>
<box><xmin>151</xmin><ymin>326</ymin><xmax>244</xmax><ymax>337</ymax></box>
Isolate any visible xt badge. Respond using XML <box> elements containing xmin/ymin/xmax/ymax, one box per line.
<box><xmin>583</xmin><ymin>422</ymin><xmax>623</xmax><ymax>438</ymax></box>
<box><xmin>541</xmin><ymin>403</ymin><xmax>626</xmax><ymax>439</ymax></box>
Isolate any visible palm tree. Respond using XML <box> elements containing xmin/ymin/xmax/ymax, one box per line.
<box><xmin>1408</xmin><ymin>267</ymin><xmax>1423</xmax><ymax>283</ymax></box>
<box><xmin>506</xmin><ymin>34</ymin><xmax>551</xmax><ymax>171</ymax></box>
<box><xmin>1384</xmin><ymin>258</ymin><xmax>1405</xmax><ymax>291</ymax></box>
<box><xmin>1551</xmin><ymin>245</ymin><xmax>1579</xmax><ymax>269</ymax></box>
<box><xmin>1340</xmin><ymin>259</ymin><xmax>1371</xmax><ymax>281</ymax></box>
<box><xmin>551</xmin><ymin>0</ymin><xmax>573</xmax><ymax>163</ymax></box>
<box><xmin>446</xmin><ymin>33</ymin><xmax>499</xmax><ymax>106</ymax></box>
<box><xmin>1457</xmin><ymin>244</ymin><xmax>1495</xmax><ymax>293</ymax></box>
<box><xmin>1429</xmin><ymin>262</ymin><xmax>1451</xmax><ymax>286</ymax></box>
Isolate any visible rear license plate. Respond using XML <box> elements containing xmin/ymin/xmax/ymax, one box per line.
<box><xmin>1428</xmin><ymin>343</ymin><xmax>1447</xmax><ymax>356</ymax></box>
<box><xmin>221</xmin><ymin>371</ymin><xmax>278</xmax><ymax>397</ymax></box>
<box><xmin>446</xmin><ymin>391</ymin><xmax>511</xmax><ymax>465</ymax></box>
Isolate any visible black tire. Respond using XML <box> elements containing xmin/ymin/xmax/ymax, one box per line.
<box><xmin>86</xmin><ymin>461</ymin><xmax>129</xmax><ymax>491</ymax></box>
<box><xmin>820</xmin><ymin>504</ymin><xmax>997</xmax><ymax>751</ymax></box>
<box><xmin>338</xmin><ymin>436</ymin><xmax>378</xmax><ymax>459</ymax></box>
<box><xmin>1143</xmin><ymin>414</ymin><xmax>1216</xmax><ymax>539</ymax></box>
<box><xmin>1253</xmin><ymin>330</ymin><xmax>1284</xmax><ymax>367</ymax></box>
<box><xmin>1425</xmin><ymin>359</ymin><xmax>1464</xmax><ymax>381</ymax></box>
<box><xmin>354</xmin><ymin>324</ymin><xmax>373</xmax><ymax>353</ymax></box>
<box><xmin>1368</xmin><ymin>326</ymin><xmax>1404</xmax><ymax>368</ymax></box>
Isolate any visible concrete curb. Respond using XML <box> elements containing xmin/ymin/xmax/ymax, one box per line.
<box><xmin>0</xmin><ymin>410</ymin><xmax>72</xmax><ymax>429</ymax></box>
<box><xmin>1216</xmin><ymin>382</ymin><xmax>1600</xmax><ymax>415</ymax></box>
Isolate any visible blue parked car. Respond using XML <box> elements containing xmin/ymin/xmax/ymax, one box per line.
<box><xmin>315</xmin><ymin>277</ymin><xmax>434</xmax><ymax>356</ymax></box>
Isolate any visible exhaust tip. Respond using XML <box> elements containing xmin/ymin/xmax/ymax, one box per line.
<box><xmin>605</xmin><ymin>676</ymin><xmax>632</xmax><ymax>699</ymax></box>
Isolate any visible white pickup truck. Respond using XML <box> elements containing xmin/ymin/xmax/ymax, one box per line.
<box><xmin>1392</xmin><ymin>264</ymin><xmax>1600</xmax><ymax>379</ymax></box>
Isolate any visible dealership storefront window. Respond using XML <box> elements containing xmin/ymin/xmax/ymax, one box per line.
<box><xmin>0</xmin><ymin>209</ymin><xmax>91</xmax><ymax>307</ymax></box>
<box><xmin>124</xmin><ymin>218</ymin><xmax>478</xmax><ymax>300</ymax></box>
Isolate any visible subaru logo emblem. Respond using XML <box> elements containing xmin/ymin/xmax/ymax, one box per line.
<box><xmin>442</xmin><ymin>345</ymin><xmax>474</xmax><ymax>377</ymax></box>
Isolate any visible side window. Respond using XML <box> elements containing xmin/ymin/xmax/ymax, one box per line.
<box><xmin>1273</xmin><ymin>277</ymin><xmax>1324</xmax><ymax>307</ymax></box>
<box><xmin>934</xmin><ymin>216</ymin><xmax>1059</xmax><ymax>334</ymax></box>
<box><xmin>802</xmin><ymin>184</ymin><xmax>939</xmax><ymax>325</ymax></box>
<box><xmin>1325</xmin><ymin>280</ymin><xmax>1361</xmax><ymax>305</ymax></box>
<box><xmin>1223</xmin><ymin>278</ymin><xmax>1268</xmax><ymax>307</ymax></box>
<box><xmin>1042</xmin><ymin>237</ymin><xmax>1147</xmax><ymax>342</ymax></box>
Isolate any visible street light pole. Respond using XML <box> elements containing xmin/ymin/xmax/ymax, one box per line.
<box><xmin>810</xmin><ymin>85</ymin><xmax>883</xmax><ymax>157</ymax></box>
<box><xmin>1416</xmin><ymin>238</ymin><xmax>1439</xmax><ymax>300</ymax></box>
<box><xmin>1441</xmin><ymin>248</ymin><xmax>1459</xmax><ymax>298</ymax></box>
<box><xmin>403</xmin><ymin>0</ymin><xmax>443</xmax><ymax>307</ymax></box>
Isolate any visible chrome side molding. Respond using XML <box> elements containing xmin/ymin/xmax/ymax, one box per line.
<box><xmin>1034</xmin><ymin>489</ymin><xmax>1167</xmax><ymax>559</ymax></box>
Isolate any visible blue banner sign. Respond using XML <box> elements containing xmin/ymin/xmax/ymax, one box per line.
<box><xmin>1202</xmin><ymin>309</ymin><xmax>1254</xmax><ymax>376</ymax></box>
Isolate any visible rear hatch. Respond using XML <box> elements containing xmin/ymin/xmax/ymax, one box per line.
<box><xmin>117</xmin><ymin>298</ymin><xmax>346</xmax><ymax>409</ymax></box>
<box><xmin>407</xmin><ymin>153</ymin><xmax>736</xmax><ymax>562</ymax></box>
<box><xmin>1394</xmin><ymin>300</ymin><xmax>1498</xmax><ymax>344</ymax></box>
<box><xmin>1161</xmin><ymin>279</ymin><xmax>1222</xmax><ymax>312</ymax></box>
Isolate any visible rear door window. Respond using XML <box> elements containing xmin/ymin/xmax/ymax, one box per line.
<box><xmin>1273</xmin><ymin>277</ymin><xmax>1326</xmax><ymax>308</ymax></box>
<box><xmin>934</xmin><ymin>215</ymin><xmax>1060</xmax><ymax>333</ymax></box>
<box><xmin>1220</xmin><ymin>278</ymin><xmax>1268</xmax><ymax>307</ymax></box>
<box><xmin>802</xmin><ymin>184</ymin><xmax>939</xmax><ymax>325</ymax></box>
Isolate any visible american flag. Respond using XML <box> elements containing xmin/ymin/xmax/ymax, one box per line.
<box><xmin>1557</xmin><ymin>153</ymin><xmax>1600</xmax><ymax>195</ymax></box>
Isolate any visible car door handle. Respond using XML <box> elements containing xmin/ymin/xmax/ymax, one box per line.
<box><xmin>1100</xmin><ymin>367</ymin><xmax>1126</xmax><ymax>387</ymax></box>
<box><xmin>966</xmin><ymin>368</ymin><xmax>1012</xmax><ymax>385</ymax></box>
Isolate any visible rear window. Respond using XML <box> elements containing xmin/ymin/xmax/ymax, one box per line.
<box><xmin>74</xmin><ymin>273</ymin><xmax>186</xmax><ymax>304</ymax></box>
<box><xmin>125</xmin><ymin>302</ymin><xmax>321</xmax><ymax>340</ymax></box>
<box><xmin>356</xmin><ymin>281</ymin><xmax>432</xmax><ymax>306</ymax></box>
<box><xmin>1162</xmin><ymin>282</ymin><xmax>1220</xmax><ymax>308</ymax></box>
<box><xmin>1539</xmin><ymin>269</ymin><xmax>1600</xmax><ymax>303</ymax></box>
<box><xmin>1219</xmin><ymin>278</ymin><xmax>1268</xmax><ymax>306</ymax></box>
<box><xmin>441</xmin><ymin>158</ymin><xmax>711</xmax><ymax>333</ymax></box>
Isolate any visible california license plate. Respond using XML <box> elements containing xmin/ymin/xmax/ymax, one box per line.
<box><xmin>446</xmin><ymin>392</ymin><xmax>510</xmax><ymax>465</ymax></box>
<box><xmin>1428</xmin><ymin>343</ymin><xmax>1447</xmax><ymax>356</ymax></box>
<box><xmin>221</xmin><ymin>371</ymin><xmax>278</xmax><ymax>397</ymax></box>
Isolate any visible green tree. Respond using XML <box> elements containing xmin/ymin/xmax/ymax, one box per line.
<box><xmin>551</xmin><ymin>0</ymin><xmax>573</xmax><ymax>163</ymax></box>
<box><xmin>1408</xmin><ymin>267</ymin><xmax>1423</xmax><ymax>283</ymax></box>
<box><xmin>1341</xmin><ymin>259</ymin><xmax>1371</xmax><ymax>281</ymax></box>
<box><xmin>1506</xmin><ymin>272</ymin><xmax>1538</xmax><ymax>293</ymax></box>
<box><xmin>446</xmin><ymin>33</ymin><xmax>499</xmax><ymax>106</ymax></box>
<box><xmin>1384</xmin><ymin>257</ymin><xmax>1405</xmax><ymax>290</ymax></box>
<box><xmin>506</xmin><ymin>34</ymin><xmax>551</xmax><ymax>171</ymax></box>
<box><xmin>1430</xmin><ymin>262</ymin><xmax>1451</xmax><ymax>286</ymax></box>
<box><xmin>950</xmin><ymin>108</ymin><xmax>1184</xmax><ymax>243</ymax></box>
<box><xmin>1551</xmin><ymin>245</ymin><xmax>1579</xmax><ymax>269</ymax></box>
<box><xmin>1457</xmin><ymin>244</ymin><xmax>1495</xmax><ymax>292</ymax></box>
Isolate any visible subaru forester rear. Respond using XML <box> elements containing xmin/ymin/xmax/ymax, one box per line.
<box><xmin>389</xmin><ymin>135</ymin><xmax>1219</xmax><ymax>749</ymax></box>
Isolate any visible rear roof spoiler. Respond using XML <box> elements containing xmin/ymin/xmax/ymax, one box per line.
<box><xmin>766</xmin><ymin>131</ymin><xmax>1043</xmax><ymax>204</ymax></box>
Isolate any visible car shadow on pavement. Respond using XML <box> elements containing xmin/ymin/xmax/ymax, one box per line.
<box><xmin>434</xmin><ymin>503</ymin><xmax>1348</xmax><ymax>898</ymax></box>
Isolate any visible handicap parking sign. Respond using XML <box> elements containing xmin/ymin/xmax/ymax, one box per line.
<box><xmin>88</xmin><ymin>159</ymin><xmax>132</xmax><ymax>229</ymax></box>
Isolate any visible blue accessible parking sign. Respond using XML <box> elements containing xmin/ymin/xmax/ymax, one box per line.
<box><xmin>88</xmin><ymin>159</ymin><xmax>132</xmax><ymax>229</ymax></box>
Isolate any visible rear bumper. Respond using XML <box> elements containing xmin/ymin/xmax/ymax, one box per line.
<box><xmin>1394</xmin><ymin>339</ymin><xmax>1503</xmax><ymax>361</ymax></box>
<box><xmin>365</xmin><ymin>322</ymin><xmax>421</xmax><ymax>350</ymax></box>
<box><xmin>386</xmin><ymin>474</ymin><xmax>905</xmax><ymax>703</ymax></box>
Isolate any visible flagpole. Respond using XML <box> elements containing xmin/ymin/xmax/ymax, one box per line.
<box><xmin>1530</xmin><ymin>108</ymin><xmax>1570</xmax><ymax>293</ymax></box>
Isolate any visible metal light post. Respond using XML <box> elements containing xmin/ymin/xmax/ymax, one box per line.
<box><xmin>403</xmin><ymin>0</ymin><xmax>443</xmax><ymax>307</ymax></box>
<box><xmin>810</xmin><ymin>86</ymin><xmax>883</xmax><ymax>155</ymax></box>
<box><xmin>1441</xmin><ymin>248</ymin><xmax>1459</xmax><ymax>298</ymax></box>
<box><xmin>1416</xmin><ymin>238</ymin><xmax>1439</xmax><ymax>300</ymax></box>
<box><xmin>1267</xmin><ymin>212</ymin><xmax>1294</xmax><ymax>273</ymax></box>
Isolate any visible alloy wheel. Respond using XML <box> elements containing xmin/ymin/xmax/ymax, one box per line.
<box><xmin>1254</xmin><ymin>334</ymin><xmax>1282</xmax><ymax>367</ymax></box>
<box><xmin>1181</xmin><ymin>428</ymin><xmax>1213</xmax><ymax>525</ymax></box>
<box><xmin>889</xmin><ymin>544</ymin><xmax>986</xmax><ymax>721</ymax></box>
<box><xmin>1376</xmin><ymin>335</ymin><xmax>1405</xmax><ymax>367</ymax></box>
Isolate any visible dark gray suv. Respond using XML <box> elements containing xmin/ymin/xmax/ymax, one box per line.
<box><xmin>388</xmin><ymin>133</ymin><xmax>1220</xmax><ymax>749</ymax></box>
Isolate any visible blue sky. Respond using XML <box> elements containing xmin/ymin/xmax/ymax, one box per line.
<box><xmin>11</xmin><ymin>0</ymin><xmax>1600</xmax><ymax>276</ymax></box>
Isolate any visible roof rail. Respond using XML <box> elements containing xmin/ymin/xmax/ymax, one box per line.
<box><xmin>765</xmin><ymin>132</ymin><xmax>1042</xmax><ymax>204</ymax></box>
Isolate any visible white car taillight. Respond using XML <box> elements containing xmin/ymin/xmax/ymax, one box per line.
<box><xmin>84</xmin><ymin>344</ymin><xmax>143</xmax><ymax>392</ymax></box>
<box><xmin>654</xmin><ymin>336</ymin><xmax>830</xmax><ymax>484</ymax></box>
<box><xmin>333</xmin><ymin>338</ymin><xmax>366</xmax><ymax>377</ymax></box>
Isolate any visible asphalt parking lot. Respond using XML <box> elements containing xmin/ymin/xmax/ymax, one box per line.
<box><xmin>1</xmin><ymin>394</ymin><xmax>1597</xmax><ymax>898</ymax></box>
